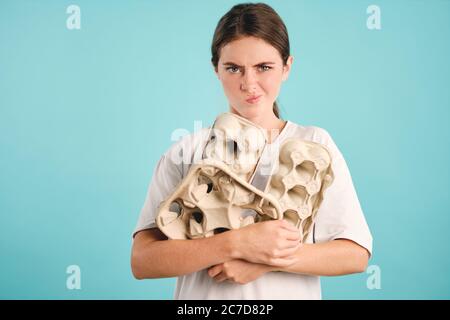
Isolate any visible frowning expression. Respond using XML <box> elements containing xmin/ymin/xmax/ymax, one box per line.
<box><xmin>215</xmin><ymin>36</ymin><xmax>292</xmax><ymax>119</ymax></box>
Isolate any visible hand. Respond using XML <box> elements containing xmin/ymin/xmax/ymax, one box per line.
<box><xmin>207</xmin><ymin>259</ymin><xmax>273</xmax><ymax>285</ymax></box>
<box><xmin>230</xmin><ymin>219</ymin><xmax>301</xmax><ymax>267</ymax></box>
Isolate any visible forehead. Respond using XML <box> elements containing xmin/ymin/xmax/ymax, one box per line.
<box><xmin>219</xmin><ymin>36</ymin><xmax>282</xmax><ymax>64</ymax></box>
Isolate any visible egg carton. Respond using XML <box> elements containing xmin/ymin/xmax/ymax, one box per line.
<box><xmin>156</xmin><ymin>159</ymin><xmax>283</xmax><ymax>239</ymax></box>
<box><xmin>260</xmin><ymin>138</ymin><xmax>334</xmax><ymax>242</ymax></box>
<box><xmin>156</xmin><ymin>113</ymin><xmax>334</xmax><ymax>242</ymax></box>
<box><xmin>202</xmin><ymin>112</ymin><xmax>267</xmax><ymax>181</ymax></box>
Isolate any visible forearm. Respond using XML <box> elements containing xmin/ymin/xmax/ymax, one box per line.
<box><xmin>132</xmin><ymin>232</ymin><xmax>234</xmax><ymax>279</ymax></box>
<box><xmin>271</xmin><ymin>239</ymin><xmax>370</xmax><ymax>276</ymax></box>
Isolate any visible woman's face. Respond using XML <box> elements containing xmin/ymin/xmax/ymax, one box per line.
<box><xmin>215</xmin><ymin>36</ymin><xmax>293</xmax><ymax>120</ymax></box>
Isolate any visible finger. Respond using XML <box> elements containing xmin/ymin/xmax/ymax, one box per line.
<box><xmin>277</xmin><ymin>243</ymin><xmax>301</xmax><ymax>256</ymax></box>
<box><xmin>280</xmin><ymin>220</ymin><xmax>300</xmax><ymax>232</ymax></box>
<box><xmin>278</xmin><ymin>231</ymin><xmax>301</xmax><ymax>246</ymax></box>
<box><xmin>274</xmin><ymin>238</ymin><xmax>299</xmax><ymax>250</ymax></box>
<box><xmin>208</xmin><ymin>265</ymin><xmax>222</xmax><ymax>278</ymax></box>
<box><xmin>283</xmin><ymin>229</ymin><xmax>301</xmax><ymax>241</ymax></box>
<box><xmin>279</xmin><ymin>239</ymin><xmax>301</xmax><ymax>250</ymax></box>
<box><xmin>214</xmin><ymin>272</ymin><xmax>228</xmax><ymax>283</ymax></box>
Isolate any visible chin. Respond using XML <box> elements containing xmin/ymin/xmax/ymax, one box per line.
<box><xmin>231</xmin><ymin>104</ymin><xmax>263</xmax><ymax>119</ymax></box>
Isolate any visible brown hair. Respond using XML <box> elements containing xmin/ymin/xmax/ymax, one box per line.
<box><xmin>211</xmin><ymin>3</ymin><xmax>290</xmax><ymax>119</ymax></box>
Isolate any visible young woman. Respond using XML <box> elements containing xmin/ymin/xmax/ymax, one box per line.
<box><xmin>131</xmin><ymin>3</ymin><xmax>372</xmax><ymax>299</ymax></box>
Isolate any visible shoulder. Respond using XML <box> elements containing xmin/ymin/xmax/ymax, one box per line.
<box><xmin>286</xmin><ymin>121</ymin><xmax>334</xmax><ymax>146</ymax></box>
<box><xmin>164</xmin><ymin>127</ymin><xmax>210</xmax><ymax>157</ymax></box>
<box><xmin>285</xmin><ymin>121</ymin><xmax>342</xmax><ymax>159</ymax></box>
<box><xmin>161</xmin><ymin>127</ymin><xmax>211</xmax><ymax>177</ymax></box>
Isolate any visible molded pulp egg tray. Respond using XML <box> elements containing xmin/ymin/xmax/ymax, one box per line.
<box><xmin>156</xmin><ymin>113</ymin><xmax>334</xmax><ymax>243</ymax></box>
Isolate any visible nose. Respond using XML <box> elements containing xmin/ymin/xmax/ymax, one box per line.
<box><xmin>240</xmin><ymin>69</ymin><xmax>257</xmax><ymax>93</ymax></box>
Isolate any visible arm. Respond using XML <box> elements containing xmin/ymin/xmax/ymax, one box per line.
<box><xmin>208</xmin><ymin>238</ymin><xmax>370</xmax><ymax>284</ymax></box>
<box><xmin>131</xmin><ymin>228</ymin><xmax>234</xmax><ymax>279</ymax></box>
<box><xmin>273</xmin><ymin>239</ymin><xmax>370</xmax><ymax>276</ymax></box>
<box><xmin>131</xmin><ymin>220</ymin><xmax>300</xmax><ymax>280</ymax></box>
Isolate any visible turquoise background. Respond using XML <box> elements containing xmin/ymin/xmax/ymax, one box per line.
<box><xmin>1</xmin><ymin>0</ymin><xmax>449</xmax><ymax>299</ymax></box>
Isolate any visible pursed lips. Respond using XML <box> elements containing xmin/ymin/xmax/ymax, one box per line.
<box><xmin>245</xmin><ymin>95</ymin><xmax>262</xmax><ymax>103</ymax></box>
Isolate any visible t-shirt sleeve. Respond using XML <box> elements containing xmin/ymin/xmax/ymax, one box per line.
<box><xmin>312</xmin><ymin>128</ymin><xmax>373</xmax><ymax>255</ymax></box>
<box><xmin>132</xmin><ymin>148</ymin><xmax>183</xmax><ymax>238</ymax></box>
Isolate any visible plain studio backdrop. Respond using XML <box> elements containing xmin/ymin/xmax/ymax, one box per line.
<box><xmin>0</xmin><ymin>0</ymin><xmax>449</xmax><ymax>299</ymax></box>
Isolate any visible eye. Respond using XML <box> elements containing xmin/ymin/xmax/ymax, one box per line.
<box><xmin>258</xmin><ymin>65</ymin><xmax>272</xmax><ymax>72</ymax></box>
<box><xmin>226</xmin><ymin>66</ymin><xmax>241</xmax><ymax>74</ymax></box>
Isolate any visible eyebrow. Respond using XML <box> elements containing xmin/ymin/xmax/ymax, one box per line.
<box><xmin>222</xmin><ymin>61</ymin><xmax>276</xmax><ymax>67</ymax></box>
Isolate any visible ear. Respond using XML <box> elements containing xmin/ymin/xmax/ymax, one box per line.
<box><xmin>282</xmin><ymin>55</ymin><xmax>294</xmax><ymax>82</ymax></box>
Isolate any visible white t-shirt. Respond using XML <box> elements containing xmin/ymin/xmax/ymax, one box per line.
<box><xmin>133</xmin><ymin>120</ymin><xmax>373</xmax><ymax>300</ymax></box>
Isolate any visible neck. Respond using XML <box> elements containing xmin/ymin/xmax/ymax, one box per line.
<box><xmin>229</xmin><ymin>107</ymin><xmax>286</xmax><ymax>143</ymax></box>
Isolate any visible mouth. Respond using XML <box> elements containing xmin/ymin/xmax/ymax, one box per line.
<box><xmin>245</xmin><ymin>95</ymin><xmax>262</xmax><ymax>104</ymax></box>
